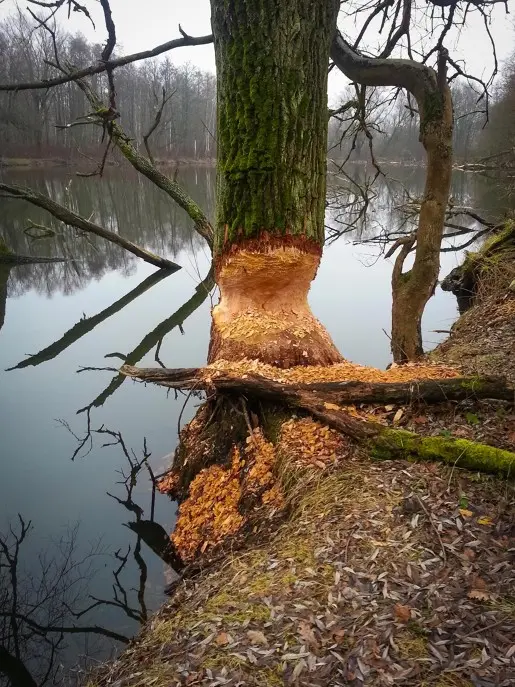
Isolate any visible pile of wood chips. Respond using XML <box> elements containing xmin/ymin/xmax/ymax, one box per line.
<box><xmin>278</xmin><ymin>417</ymin><xmax>349</xmax><ymax>469</ymax></box>
<box><xmin>206</xmin><ymin>358</ymin><xmax>460</xmax><ymax>384</ymax></box>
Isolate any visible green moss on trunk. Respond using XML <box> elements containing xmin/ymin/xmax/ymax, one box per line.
<box><xmin>370</xmin><ymin>428</ymin><xmax>515</xmax><ymax>476</ymax></box>
<box><xmin>211</xmin><ymin>0</ymin><xmax>339</xmax><ymax>253</ymax></box>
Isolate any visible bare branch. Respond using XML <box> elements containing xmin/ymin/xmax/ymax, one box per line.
<box><xmin>0</xmin><ymin>31</ymin><xmax>214</xmax><ymax>92</ymax></box>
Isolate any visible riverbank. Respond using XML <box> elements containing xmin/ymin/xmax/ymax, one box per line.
<box><xmin>88</xmin><ymin>233</ymin><xmax>515</xmax><ymax>686</ymax></box>
<box><xmin>90</xmin><ymin>454</ymin><xmax>514</xmax><ymax>686</ymax></box>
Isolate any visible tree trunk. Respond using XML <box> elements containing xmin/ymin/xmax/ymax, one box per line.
<box><xmin>391</xmin><ymin>61</ymin><xmax>453</xmax><ymax>362</ymax></box>
<box><xmin>209</xmin><ymin>0</ymin><xmax>341</xmax><ymax>367</ymax></box>
<box><xmin>330</xmin><ymin>37</ymin><xmax>454</xmax><ymax>363</ymax></box>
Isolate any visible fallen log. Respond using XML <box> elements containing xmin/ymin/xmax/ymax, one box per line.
<box><xmin>120</xmin><ymin>365</ymin><xmax>515</xmax><ymax>475</ymax></box>
<box><xmin>120</xmin><ymin>365</ymin><xmax>514</xmax><ymax>405</ymax></box>
<box><xmin>121</xmin><ymin>365</ymin><xmax>515</xmax><ymax>475</ymax></box>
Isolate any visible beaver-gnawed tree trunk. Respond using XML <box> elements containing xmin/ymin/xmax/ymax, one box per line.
<box><xmin>208</xmin><ymin>0</ymin><xmax>341</xmax><ymax>368</ymax></box>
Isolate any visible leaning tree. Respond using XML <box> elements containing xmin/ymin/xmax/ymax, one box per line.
<box><xmin>0</xmin><ymin>0</ymin><xmax>513</xmax><ymax>570</ymax></box>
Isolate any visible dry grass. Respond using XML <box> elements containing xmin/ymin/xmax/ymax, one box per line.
<box><xmin>476</xmin><ymin>247</ymin><xmax>515</xmax><ymax>302</ymax></box>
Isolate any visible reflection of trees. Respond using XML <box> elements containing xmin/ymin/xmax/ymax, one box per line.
<box><xmin>326</xmin><ymin>166</ymin><xmax>501</xmax><ymax>250</ymax></box>
<box><xmin>0</xmin><ymin>518</ymin><xmax>128</xmax><ymax>686</ymax></box>
<box><xmin>0</xmin><ymin>265</ymin><xmax>10</xmax><ymax>333</ymax></box>
<box><xmin>78</xmin><ymin>268</ymin><xmax>214</xmax><ymax>414</ymax></box>
<box><xmin>1</xmin><ymin>167</ymin><xmax>214</xmax><ymax>297</ymax></box>
<box><xmin>0</xmin><ymin>423</ymin><xmax>174</xmax><ymax>683</ymax></box>
<box><xmin>7</xmin><ymin>268</ymin><xmax>174</xmax><ymax>371</ymax></box>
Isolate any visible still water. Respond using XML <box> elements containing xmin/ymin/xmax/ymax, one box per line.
<box><xmin>0</xmin><ymin>164</ymin><xmax>503</xmax><ymax>676</ymax></box>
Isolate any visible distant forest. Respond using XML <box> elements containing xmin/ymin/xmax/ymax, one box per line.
<box><xmin>0</xmin><ymin>11</ymin><xmax>514</xmax><ymax>166</ymax></box>
<box><xmin>0</xmin><ymin>12</ymin><xmax>216</xmax><ymax>161</ymax></box>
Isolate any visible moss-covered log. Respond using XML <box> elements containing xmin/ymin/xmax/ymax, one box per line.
<box><xmin>370</xmin><ymin>429</ymin><xmax>515</xmax><ymax>475</ymax></box>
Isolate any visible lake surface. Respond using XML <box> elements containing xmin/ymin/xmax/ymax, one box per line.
<box><xmin>0</xmin><ymin>163</ymin><xmax>503</xmax><ymax>677</ymax></box>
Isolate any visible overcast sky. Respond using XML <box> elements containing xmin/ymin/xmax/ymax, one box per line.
<box><xmin>1</xmin><ymin>0</ymin><xmax>514</xmax><ymax>104</ymax></box>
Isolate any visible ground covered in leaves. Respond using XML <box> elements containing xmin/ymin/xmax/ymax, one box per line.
<box><xmin>432</xmin><ymin>289</ymin><xmax>515</xmax><ymax>386</ymax></box>
<box><xmin>91</xmin><ymin>455</ymin><xmax>514</xmax><ymax>687</ymax></box>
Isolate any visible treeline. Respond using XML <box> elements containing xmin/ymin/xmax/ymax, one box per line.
<box><xmin>1</xmin><ymin>10</ymin><xmax>513</xmax><ymax>167</ymax></box>
<box><xmin>0</xmin><ymin>12</ymin><xmax>216</xmax><ymax>161</ymax></box>
<box><xmin>328</xmin><ymin>81</ymin><xmax>488</xmax><ymax>165</ymax></box>
<box><xmin>476</xmin><ymin>50</ymin><xmax>515</xmax><ymax>167</ymax></box>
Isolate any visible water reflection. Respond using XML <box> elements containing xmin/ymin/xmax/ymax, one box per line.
<box><xmin>1</xmin><ymin>166</ymin><xmax>214</xmax><ymax>297</ymax></box>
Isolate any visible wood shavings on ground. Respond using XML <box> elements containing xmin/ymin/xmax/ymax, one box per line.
<box><xmin>171</xmin><ymin>447</ymin><xmax>245</xmax><ymax>562</ymax></box>
<box><xmin>171</xmin><ymin>430</ymin><xmax>286</xmax><ymax>561</ymax></box>
<box><xmin>278</xmin><ymin>417</ymin><xmax>349</xmax><ymax>468</ymax></box>
<box><xmin>206</xmin><ymin>357</ymin><xmax>460</xmax><ymax>385</ymax></box>
<box><xmin>156</xmin><ymin>471</ymin><xmax>180</xmax><ymax>495</ymax></box>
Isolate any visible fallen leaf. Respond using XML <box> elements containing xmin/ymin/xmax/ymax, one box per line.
<box><xmin>216</xmin><ymin>631</ymin><xmax>231</xmax><ymax>646</ymax></box>
<box><xmin>332</xmin><ymin>628</ymin><xmax>346</xmax><ymax>644</ymax></box>
<box><xmin>393</xmin><ymin>408</ymin><xmax>404</xmax><ymax>425</ymax></box>
<box><xmin>394</xmin><ymin>603</ymin><xmax>411</xmax><ymax>623</ymax></box>
<box><xmin>385</xmin><ymin>404</ymin><xmax>395</xmax><ymax>412</ymax></box>
<box><xmin>247</xmin><ymin>630</ymin><xmax>268</xmax><ymax>646</ymax></box>
<box><xmin>298</xmin><ymin>621</ymin><xmax>319</xmax><ymax>649</ymax></box>
<box><xmin>468</xmin><ymin>589</ymin><xmax>490</xmax><ymax>601</ymax></box>
<box><xmin>471</xmin><ymin>575</ymin><xmax>487</xmax><ymax>590</ymax></box>
<box><xmin>459</xmin><ymin>508</ymin><xmax>474</xmax><ymax>518</ymax></box>
<box><xmin>477</xmin><ymin>516</ymin><xmax>493</xmax><ymax>526</ymax></box>
<box><xmin>292</xmin><ymin>659</ymin><xmax>307</xmax><ymax>679</ymax></box>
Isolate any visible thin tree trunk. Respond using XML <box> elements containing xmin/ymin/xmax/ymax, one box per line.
<box><xmin>331</xmin><ymin>37</ymin><xmax>454</xmax><ymax>363</ymax></box>
<box><xmin>391</xmin><ymin>53</ymin><xmax>453</xmax><ymax>362</ymax></box>
<box><xmin>209</xmin><ymin>0</ymin><xmax>341</xmax><ymax>368</ymax></box>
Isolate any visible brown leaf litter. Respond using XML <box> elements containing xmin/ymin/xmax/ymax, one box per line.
<box><xmin>90</xmin><ymin>456</ymin><xmax>514</xmax><ymax>687</ymax></box>
<box><xmin>432</xmin><ymin>291</ymin><xmax>515</xmax><ymax>385</ymax></box>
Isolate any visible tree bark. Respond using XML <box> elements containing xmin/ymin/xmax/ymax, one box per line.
<box><xmin>209</xmin><ymin>0</ymin><xmax>342</xmax><ymax>367</ymax></box>
<box><xmin>331</xmin><ymin>36</ymin><xmax>454</xmax><ymax>363</ymax></box>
